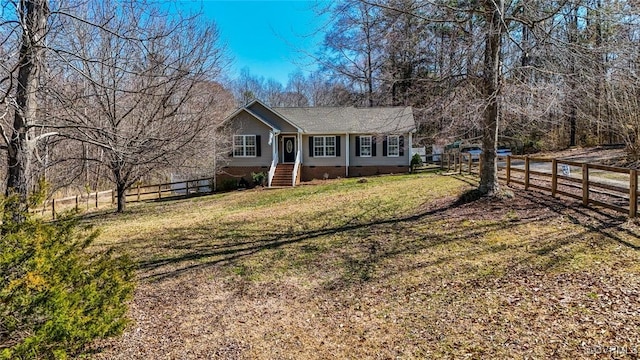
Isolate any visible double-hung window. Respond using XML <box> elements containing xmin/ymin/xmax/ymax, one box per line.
<box><xmin>359</xmin><ymin>136</ymin><xmax>372</xmax><ymax>157</ymax></box>
<box><xmin>314</xmin><ymin>136</ymin><xmax>336</xmax><ymax>157</ymax></box>
<box><xmin>387</xmin><ymin>135</ymin><xmax>400</xmax><ymax>157</ymax></box>
<box><xmin>233</xmin><ymin>135</ymin><xmax>256</xmax><ymax>157</ymax></box>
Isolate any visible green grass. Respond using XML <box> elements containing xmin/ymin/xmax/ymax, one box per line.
<box><xmin>87</xmin><ymin>173</ymin><xmax>640</xmax><ymax>359</ymax></box>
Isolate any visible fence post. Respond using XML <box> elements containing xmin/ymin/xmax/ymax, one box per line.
<box><xmin>551</xmin><ymin>159</ymin><xmax>557</xmax><ymax>197</ymax></box>
<box><xmin>524</xmin><ymin>156</ymin><xmax>530</xmax><ymax>190</ymax></box>
<box><xmin>186</xmin><ymin>180</ymin><xmax>190</xmax><ymax>195</ymax></box>
<box><xmin>467</xmin><ymin>154</ymin><xmax>472</xmax><ymax>174</ymax></box>
<box><xmin>506</xmin><ymin>156</ymin><xmax>511</xmax><ymax>185</ymax></box>
<box><xmin>95</xmin><ymin>191</ymin><xmax>99</xmax><ymax>208</ymax></box>
<box><xmin>158</xmin><ymin>184</ymin><xmax>162</xmax><ymax>199</ymax></box>
<box><xmin>52</xmin><ymin>198</ymin><xmax>56</xmax><ymax>220</ymax></box>
<box><xmin>75</xmin><ymin>195</ymin><xmax>79</xmax><ymax>211</ymax></box>
<box><xmin>630</xmin><ymin>169</ymin><xmax>637</xmax><ymax>218</ymax></box>
<box><xmin>582</xmin><ymin>163</ymin><xmax>589</xmax><ymax>206</ymax></box>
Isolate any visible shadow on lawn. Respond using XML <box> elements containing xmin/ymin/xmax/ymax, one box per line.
<box><xmin>126</xmin><ymin>197</ymin><xmax>502</xmax><ymax>282</ymax></box>
<box><xmin>113</xmin><ymin>185</ymin><xmax>639</xmax><ymax>285</ymax></box>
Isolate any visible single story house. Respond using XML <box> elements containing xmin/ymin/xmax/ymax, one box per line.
<box><xmin>217</xmin><ymin>99</ymin><xmax>416</xmax><ymax>187</ymax></box>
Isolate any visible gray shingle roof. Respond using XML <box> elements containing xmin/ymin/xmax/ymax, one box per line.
<box><xmin>273</xmin><ymin>106</ymin><xmax>415</xmax><ymax>134</ymax></box>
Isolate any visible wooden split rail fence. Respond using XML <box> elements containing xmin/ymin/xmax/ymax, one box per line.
<box><xmin>42</xmin><ymin>154</ymin><xmax>640</xmax><ymax>219</ymax></box>
<box><xmin>432</xmin><ymin>152</ymin><xmax>639</xmax><ymax>218</ymax></box>
<box><xmin>41</xmin><ymin>177</ymin><xmax>216</xmax><ymax>219</ymax></box>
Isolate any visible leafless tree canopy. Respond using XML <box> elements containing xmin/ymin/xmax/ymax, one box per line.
<box><xmin>236</xmin><ymin>0</ymin><xmax>639</xmax><ymax>194</ymax></box>
<box><xmin>0</xmin><ymin>0</ymin><xmax>232</xmax><ymax>214</ymax></box>
<box><xmin>3</xmin><ymin>0</ymin><xmax>637</xmax><ymax>215</ymax></box>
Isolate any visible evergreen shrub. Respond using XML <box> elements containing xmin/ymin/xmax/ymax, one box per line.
<box><xmin>0</xmin><ymin>197</ymin><xmax>134</xmax><ymax>359</ymax></box>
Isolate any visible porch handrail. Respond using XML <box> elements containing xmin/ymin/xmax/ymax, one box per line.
<box><xmin>292</xmin><ymin>149</ymin><xmax>301</xmax><ymax>186</ymax></box>
<box><xmin>268</xmin><ymin>158</ymin><xmax>277</xmax><ymax>187</ymax></box>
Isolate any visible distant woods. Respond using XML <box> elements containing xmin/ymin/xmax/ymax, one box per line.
<box><xmin>1</xmin><ymin>0</ymin><xmax>639</xmax><ymax>214</ymax></box>
<box><xmin>233</xmin><ymin>0</ymin><xmax>640</xmax><ymax>159</ymax></box>
<box><xmin>0</xmin><ymin>0</ymin><xmax>234</xmax><ymax>215</ymax></box>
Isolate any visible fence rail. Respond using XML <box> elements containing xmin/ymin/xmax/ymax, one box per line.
<box><xmin>124</xmin><ymin>177</ymin><xmax>214</xmax><ymax>202</ymax></box>
<box><xmin>40</xmin><ymin>176</ymin><xmax>216</xmax><ymax>219</ymax></box>
<box><xmin>440</xmin><ymin>152</ymin><xmax>639</xmax><ymax>218</ymax></box>
<box><xmin>41</xmin><ymin>154</ymin><xmax>640</xmax><ymax>219</ymax></box>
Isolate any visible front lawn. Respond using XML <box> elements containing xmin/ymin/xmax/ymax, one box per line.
<box><xmin>88</xmin><ymin>173</ymin><xmax>640</xmax><ymax>359</ymax></box>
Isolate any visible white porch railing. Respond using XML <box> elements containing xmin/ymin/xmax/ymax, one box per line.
<box><xmin>292</xmin><ymin>149</ymin><xmax>301</xmax><ymax>187</ymax></box>
<box><xmin>268</xmin><ymin>158</ymin><xmax>277</xmax><ymax>187</ymax></box>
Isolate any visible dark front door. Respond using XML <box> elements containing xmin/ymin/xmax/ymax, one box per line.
<box><xmin>283</xmin><ymin>136</ymin><xmax>296</xmax><ymax>163</ymax></box>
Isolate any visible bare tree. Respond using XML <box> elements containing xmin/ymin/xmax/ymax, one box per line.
<box><xmin>477</xmin><ymin>0</ymin><xmax>504</xmax><ymax>195</ymax></box>
<box><xmin>0</xmin><ymin>0</ymin><xmax>230</xmax><ymax>218</ymax></box>
<box><xmin>0</xmin><ymin>0</ymin><xmax>50</xmax><ymax>222</ymax></box>
<box><xmin>318</xmin><ymin>0</ymin><xmax>386</xmax><ymax>107</ymax></box>
<box><xmin>231</xmin><ymin>67</ymin><xmax>266</xmax><ymax>106</ymax></box>
<box><xmin>42</xmin><ymin>0</ymin><xmax>226</xmax><ymax>212</ymax></box>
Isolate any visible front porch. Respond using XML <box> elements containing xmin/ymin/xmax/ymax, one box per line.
<box><xmin>267</xmin><ymin>132</ymin><xmax>302</xmax><ymax>187</ymax></box>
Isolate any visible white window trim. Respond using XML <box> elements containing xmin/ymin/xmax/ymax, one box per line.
<box><xmin>360</xmin><ymin>135</ymin><xmax>372</xmax><ymax>157</ymax></box>
<box><xmin>387</xmin><ymin>135</ymin><xmax>400</xmax><ymax>157</ymax></box>
<box><xmin>314</xmin><ymin>136</ymin><xmax>337</xmax><ymax>158</ymax></box>
<box><xmin>233</xmin><ymin>135</ymin><xmax>257</xmax><ymax>158</ymax></box>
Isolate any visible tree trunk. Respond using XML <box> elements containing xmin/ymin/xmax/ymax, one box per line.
<box><xmin>4</xmin><ymin>0</ymin><xmax>49</xmax><ymax>222</ymax></box>
<box><xmin>567</xmin><ymin>5</ymin><xmax>578</xmax><ymax>148</ymax></box>
<box><xmin>116</xmin><ymin>182</ymin><xmax>127</xmax><ymax>213</ymax></box>
<box><xmin>478</xmin><ymin>0</ymin><xmax>503</xmax><ymax>196</ymax></box>
<box><xmin>569</xmin><ymin>105</ymin><xmax>577</xmax><ymax>147</ymax></box>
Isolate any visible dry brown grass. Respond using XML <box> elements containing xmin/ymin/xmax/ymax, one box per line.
<box><xmin>86</xmin><ymin>173</ymin><xmax>640</xmax><ymax>359</ymax></box>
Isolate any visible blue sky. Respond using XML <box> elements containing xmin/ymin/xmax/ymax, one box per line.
<box><xmin>181</xmin><ymin>1</ymin><xmax>329</xmax><ymax>85</ymax></box>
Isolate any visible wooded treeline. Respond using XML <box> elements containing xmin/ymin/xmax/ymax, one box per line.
<box><xmin>234</xmin><ymin>0</ymin><xmax>640</xmax><ymax>157</ymax></box>
<box><xmin>1</xmin><ymin>0</ymin><xmax>639</xmax><ymax>216</ymax></box>
<box><xmin>0</xmin><ymin>0</ymin><xmax>234</xmax><ymax>215</ymax></box>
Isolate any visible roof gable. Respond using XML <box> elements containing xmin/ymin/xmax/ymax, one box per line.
<box><xmin>246</xmin><ymin>100</ymin><xmax>302</xmax><ymax>133</ymax></box>
<box><xmin>220</xmin><ymin>99</ymin><xmax>303</xmax><ymax>133</ymax></box>
<box><xmin>220</xmin><ymin>106</ymin><xmax>280</xmax><ymax>131</ymax></box>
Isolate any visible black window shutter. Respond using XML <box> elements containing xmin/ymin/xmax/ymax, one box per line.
<box><xmin>383</xmin><ymin>136</ymin><xmax>388</xmax><ymax>157</ymax></box>
<box><xmin>335</xmin><ymin>136</ymin><xmax>341</xmax><ymax>157</ymax></box>
<box><xmin>308</xmin><ymin>136</ymin><xmax>314</xmax><ymax>157</ymax></box>
<box><xmin>256</xmin><ymin>135</ymin><xmax>261</xmax><ymax>157</ymax></box>
<box><xmin>372</xmin><ymin>136</ymin><xmax>377</xmax><ymax>157</ymax></box>
<box><xmin>355</xmin><ymin>136</ymin><xmax>361</xmax><ymax>157</ymax></box>
<box><xmin>399</xmin><ymin>135</ymin><xmax>405</xmax><ymax>156</ymax></box>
